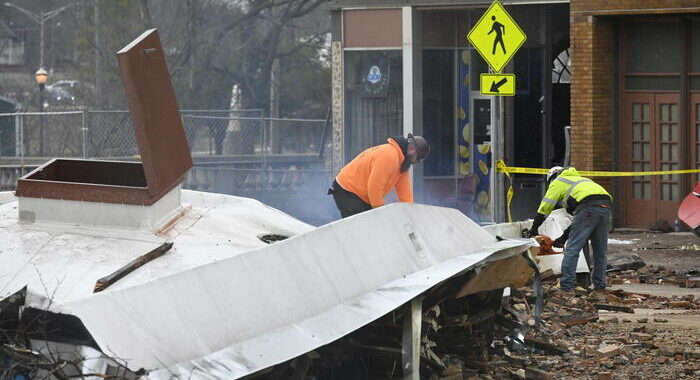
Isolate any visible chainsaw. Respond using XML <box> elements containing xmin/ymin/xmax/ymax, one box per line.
<box><xmin>533</xmin><ymin>235</ymin><xmax>558</xmax><ymax>256</ymax></box>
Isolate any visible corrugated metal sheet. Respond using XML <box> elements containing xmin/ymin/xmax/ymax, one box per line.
<box><xmin>1</xmin><ymin>190</ymin><xmax>528</xmax><ymax>378</ymax></box>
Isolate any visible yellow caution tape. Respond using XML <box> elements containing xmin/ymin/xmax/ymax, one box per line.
<box><xmin>496</xmin><ymin>160</ymin><xmax>700</xmax><ymax>177</ymax></box>
<box><xmin>496</xmin><ymin>161</ymin><xmax>517</xmax><ymax>223</ymax></box>
<box><xmin>496</xmin><ymin>160</ymin><xmax>548</xmax><ymax>175</ymax></box>
<box><xmin>495</xmin><ymin>160</ymin><xmax>700</xmax><ymax>223</ymax></box>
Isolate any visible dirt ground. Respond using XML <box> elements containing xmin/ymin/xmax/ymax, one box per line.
<box><xmin>605</xmin><ymin>230</ymin><xmax>700</xmax><ymax>332</ymax></box>
<box><xmin>607</xmin><ymin>231</ymin><xmax>699</xmax><ymax>272</ymax></box>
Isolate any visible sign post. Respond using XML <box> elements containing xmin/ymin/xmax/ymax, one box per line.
<box><xmin>467</xmin><ymin>1</ymin><xmax>526</xmax><ymax>222</ymax></box>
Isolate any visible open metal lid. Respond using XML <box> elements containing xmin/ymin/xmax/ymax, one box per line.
<box><xmin>117</xmin><ymin>29</ymin><xmax>192</xmax><ymax>197</ymax></box>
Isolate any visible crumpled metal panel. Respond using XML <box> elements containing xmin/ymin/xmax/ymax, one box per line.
<box><xmin>62</xmin><ymin>202</ymin><xmax>526</xmax><ymax>379</ymax></box>
<box><xmin>1</xmin><ymin>190</ymin><xmax>528</xmax><ymax>379</ymax></box>
<box><xmin>483</xmin><ymin>209</ymin><xmax>590</xmax><ymax>274</ymax></box>
<box><xmin>0</xmin><ymin>190</ymin><xmax>313</xmax><ymax>312</ymax></box>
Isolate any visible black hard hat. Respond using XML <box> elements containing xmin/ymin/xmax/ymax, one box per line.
<box><xmin>407</xmin><ymin>133</ymin><xmax>430</xmax><ymax>163</ymax></box>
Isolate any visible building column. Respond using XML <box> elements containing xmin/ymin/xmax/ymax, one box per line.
<box><xmin>330</xmin><ymin>11</ymin><xmax>344</xmax><ymax>176</ymax></box>
<box><xmin>402</xmin><ymin>6</ymin><xmax>424</xmax><ymax>201</ymax></box>
<box><xmin>570</xmin><ymin>14</ymin><xmax>615</xmax><ymax>191</ymax></box>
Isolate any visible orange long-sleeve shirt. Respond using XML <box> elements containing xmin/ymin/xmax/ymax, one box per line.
<box><xmin>336</xmin><ymin>138</ymin><xmax>413</xmax><ymax>208</ymax></box>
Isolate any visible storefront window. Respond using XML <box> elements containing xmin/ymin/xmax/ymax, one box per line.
<box><xmin>552</xmin><ymin>49</ymin><xmax>570</xmax><ymax>84</ymax></box>
<box><xmin>514</xmin><ymin>46</ymin><xmax>544</xmax><ymax>168</ymax></box>
<box><xmin>423</xmin><ymin>50</ymin><xmax>455</xmax><ymax>177</ymax></box>
<box><xmin>625</xmin><ymin>22</ymin><xmax>681</xmax><ymax>74</ymax></box>
<box><xmin>343</xmin><ymin>51</ymin><xmax>403</xmax><ymax>162</ymax></box>
<box><xmin>690</xmin><ymin>19</ymin><xmax>700</xmax><ymax>90</ymax></box>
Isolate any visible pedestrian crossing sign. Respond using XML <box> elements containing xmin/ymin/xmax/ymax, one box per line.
<box><xmin>467</xmin><ymin>1</ymin><xmax>527</xmax><ymax>73</ymax></box>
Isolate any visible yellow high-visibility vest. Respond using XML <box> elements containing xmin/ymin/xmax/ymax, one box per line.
<box><xmin>537</xmin><ymin>167</ymin><xmax>611</xmax><ymax>215</ymax></box>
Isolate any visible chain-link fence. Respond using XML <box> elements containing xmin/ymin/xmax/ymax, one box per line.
<box><xmin>84</xmin><ymin>110</ymin><xmax>138</xmax><ymax>158</ymax></box>
<box><xmin>179</xmin><ymin>112</ymin><xmax>335</xmax><ymax>224</ymax></box>
<box><xmin>181</xmin><ymin>114</ymin><xmax>329</xmax><ymax>158</ymax></box>
<box><xmin>0</xmin><ymin>109</ymin><xmax>330</xmax><ymax>161</ymax></box>
<box><xmin>86</xmin><ymin>109</ymin><xmax>268</xmax><ymax>158</ymax></box>
<box><xmin>0</xmin><ymin>108</ymin><xmax>335</xmax><ymax>224</ymax></box>
<box><xmin>0</xmin><ymin>111</ymin><xmax>85</xmax><ymax>158</ymax></box>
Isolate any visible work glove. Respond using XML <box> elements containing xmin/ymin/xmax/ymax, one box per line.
<box><xmin>553</xmin><ymin>236</ymin><xmax>566</xmax><ymax>248</ymax></box>
<box><xmin>522</xmin><ymin>228</ymin><xmax>537</xmax><ymax>238</ymax></box>
<box><xmin>525</xmin><ymin>213</ymin><xmax>547</xmax><ymax>239</ymax></box>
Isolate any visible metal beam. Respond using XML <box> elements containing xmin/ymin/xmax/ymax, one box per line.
<box><xmin>329</xmin><ymin>0</ymin><xmax>569</xmax><ymax>11</ymax></box>
<box><xmin>402</xmin><ymin>296</ymin><xmax>423</xmax><ymax>380</ymax></box>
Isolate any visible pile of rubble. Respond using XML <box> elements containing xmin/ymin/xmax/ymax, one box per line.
<box><xmin>260</xmin><ymin>259</ymin><xmax>700</xmax><ymax>379</ymax></box>
<box><xmin>300</xmin><ymin>278</ymin><xmax>509</xmax><ymax>379</ymax></box>
<box><xmin>609</xmin><ymin>264</ymin><xmax>700</xmax><ymax>289</ymax></box>
<box><xmin>426</xmin><ymin>270</ymin><xmax>700</xmax><ymax>380</ymax></box>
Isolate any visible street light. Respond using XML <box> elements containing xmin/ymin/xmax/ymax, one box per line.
<box><xmin>34</xmin><ymin>67</ymin><xmax>48</xmax><ymax>87</ymax></box>
<box><xmin>35</xmin><ymin>67</ymin><xmax>48</xmax><ymax>155</ymax></box>
<box><xmin>3</xmin><ymin>2</ymin><xmax>79</xmax><ymax>68</ymax></box>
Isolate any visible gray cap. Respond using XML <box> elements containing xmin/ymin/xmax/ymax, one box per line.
<box><xmin>407</xmin><ymin>133</ymin><xmax>430</xmax><ymax>162</ymax></box>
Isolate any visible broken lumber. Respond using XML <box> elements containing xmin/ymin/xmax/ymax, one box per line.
<box><xmin>596</xmin><ymin>345</ymin><xmax>621</xmax><ymax>359</ymax></box>
<box><xmin>593</xmin><ymin>303</ymin><xmax>635</xmax><ymax>313</ymax></box>
<box><xmin>525</xmin><ymin>366</ymin><xmax>554</xmax><ymax>380</ymax></box>
<box><xmin>525</xmin><ymin>336</ymin><xmax>569</xmax><ymax>355</ymax></box>
<box><xmin>559</xmin><ymin>313</ymin><xmax>598</xmax><ymax>326</ymax></box>
<box><xmin>335</xmin><ymin>342</ymin><xmax>401</xmax><ymax>356</ymax></box>
<box><xmin>94</xmin><ymin>242</ymin><xmax>173</xmax><ymax>292</ymax></box>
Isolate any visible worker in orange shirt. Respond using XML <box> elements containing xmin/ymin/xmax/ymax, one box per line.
<box><xmin>328</xmin><ymin>134</ymin><xmax>430</xmax><ymax>218</ymax></box>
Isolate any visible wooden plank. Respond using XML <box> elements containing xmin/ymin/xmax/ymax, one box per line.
<box><xmin>525</xmin><ymin>336</ymin><xmax>569</xmax><ymax>355</ymax></box>
<box><xmin>402</xmin><ymin>297</ymin><xmax>422</xmax><ymax>380</ymax></box>
<box><xmin>593</xmin><ymin>303</ymin><xmax>635</xmax><ymax>313</ymax></box>
<box><xmin>456</xmin><ymin>254</ymin><xmax>533</xmax><ymax>298</ymax></box>
<box><xmin>94</xmin><ymin>242</ymin><xmax>173</xmax><ymax>292</ymax></box>
<box><xmin>525</xmin><ymin>366</ymin><xmax>554</xmax><ymax>380</ymax></box>
<box><xmin>336</xmin><ymin>342</ymin><xmax>401</xmax><ymax>356</ymax></box>
<box><xmin>559</xmin><ymin>313</ymin><xmax>598</xmax><ymax>326</ymax></box>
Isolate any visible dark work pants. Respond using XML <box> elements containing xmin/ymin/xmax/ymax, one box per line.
<box><xmin>560</xmin><ymin>201</ymin><xmax>611</xmax><ymax>291</ymax></box>
<box><xmin>330</xmin><ymin>180</ymin><xmax>372</xmax><ymax>218</ymax></box>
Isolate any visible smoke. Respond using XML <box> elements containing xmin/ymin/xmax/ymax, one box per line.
<box><xmin>187</xmin><ymin>162</ymin><xmax>486</xmax><ymax>228</ymax></box>
<box><xmin>265</xmin><ymin>168</ymin><xmax>341</xmax><ymax>226</ymax></box>
<box><xmin>186</xmin><ymin>166</ymin><xmax>339</xmax><ymax>227</ymax></box>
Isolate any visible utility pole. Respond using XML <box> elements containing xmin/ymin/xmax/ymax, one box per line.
<box><xmin>5</xmin><ymin>1</ymin><xmax>78</xmax><ymax>155</ymax></box>
<box><xmin>3</xmin><ymin>2</ymin><xmax>80</xmax><ymax>68</ymax></box>
<box><xmin>94</xmin><ymin>0</ymin><xmax>101</xmax><ymax>105</ymax></box>
<box><xmin>34</xmin><ymin>68</ymin><xmax>47</xmax><ymax>154</ymax></box>
<box><xmin>269</xmin><ymin>58</ymin><xmax>280</xmax><ymax>153</ymax></box>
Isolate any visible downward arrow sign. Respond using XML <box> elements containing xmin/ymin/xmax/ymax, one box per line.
<box><xmin>490</xmin><ymin>77</ymin><xmax>508</xmax><ymax>93</ymax></box>
<box><xmin>480</xmin><ymin>74</ymin><xmax>515</xmax><ymax>96</ymax></box>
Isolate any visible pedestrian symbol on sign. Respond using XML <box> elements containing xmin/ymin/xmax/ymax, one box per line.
<box><xmin>489</xmin><ymin>16</ymin><xmax>506</xmax><ymax>55</ymax></box>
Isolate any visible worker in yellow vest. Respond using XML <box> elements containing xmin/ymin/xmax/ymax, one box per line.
<box><xmin>526</xmin><ymin>166</ymin><xmax>612</xmax><ymax>292</ymax></box>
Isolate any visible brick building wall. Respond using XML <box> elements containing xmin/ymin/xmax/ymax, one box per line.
<box><xmin>569</xmin><ymin>0</ymin><xmax>700</xmax><ymax>192</ymax></box>
<box><xmin>569</xmin><ymin>13</ymin><xmax>614</xmax><ymax>174</ymax></box>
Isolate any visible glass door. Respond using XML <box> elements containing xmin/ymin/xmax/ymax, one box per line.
<box><xmin>622</xmin><ymin>93</ymin><xmax>681</xmax><ymax>226</ymax></box>
<box><xmin>622</xmin><ymin>94</ymin><xmax>655</xmax><ymax>226</ymax></box>
<box><xmin>692</xmin><ymin>94</ymin><xmax>700</xmax><ymax>183</ymax></box>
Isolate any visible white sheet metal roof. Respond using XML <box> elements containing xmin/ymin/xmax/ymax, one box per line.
<box><xmin>0</xmin><ymin>190</ymin><xmax>312</xmax><ymax>311</ymax></box>
<box><xmin>483</xmin><ymin>209</ymin><xmax>590</xmax><ymax>274</ymax></box>
<box><xmin>0</xmin><ymin>190</ymin><xmax>527</xmax><ymax>379</ymax></box>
